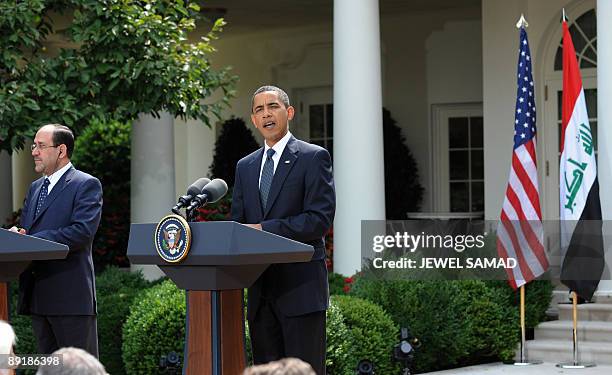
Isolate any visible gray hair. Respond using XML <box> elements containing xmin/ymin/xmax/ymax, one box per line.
<box><xmin>251</xmin><ymin>85</ymin><xmax>290</xmax><ymax>112</ymax></box>
<box><xmin>36</xmin><ymin>347</ymin><xmax>107</xmax><ymax>375</ymax></box>
<box><xmin>243</xmin><ymin>357</ymin><xmax>316</xmax><ymax>375</ymax></box>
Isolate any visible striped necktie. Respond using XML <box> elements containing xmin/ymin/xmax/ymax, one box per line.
<box><xmin>36</xmin><ymin>178</ymin><xmax>50</xmax><ymax>217</ymax></box>
<box><xmin>260</xmin><ymin>149</ymin><xmax>276</xmax><ymax>209</ymax></box>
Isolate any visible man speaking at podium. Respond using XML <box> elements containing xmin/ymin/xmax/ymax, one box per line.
<box><xmin>10</xmin><ymin>124</ymin><xmax>102</xmax><ymax>357</ymax></box>
<box><xmin>231</xmin><ymin>85</ymin><xmax>336</xmax><ymax>374</ymax></box>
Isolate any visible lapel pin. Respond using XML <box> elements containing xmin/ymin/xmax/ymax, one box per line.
<box><xmin>284</xmin><ymin>160</ymin><xmax>290</xmax><ymax>164</ymax></box>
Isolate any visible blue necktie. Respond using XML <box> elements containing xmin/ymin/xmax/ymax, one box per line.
<box><xmin>36</xmin><ymin>178</ymin><xmax>50</xmax><ymax>217</ymax></box>
<box><xmin>260</xmin><ymin>149</ymin><xmax>276</xmax><ymax>209</ymax></box>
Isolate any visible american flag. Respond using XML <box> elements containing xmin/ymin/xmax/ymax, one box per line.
<box><xmin>496</xmin><ymin>26</ymin><xmax>549</xmax><ymax>289</ymax></box>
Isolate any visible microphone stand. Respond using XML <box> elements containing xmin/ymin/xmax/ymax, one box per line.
<box><xmin>186</xmin><ymin>206</ymin><xmax>197</xmax><ymax>223</ymax></box>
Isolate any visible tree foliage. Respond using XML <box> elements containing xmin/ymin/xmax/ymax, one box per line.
<box><xmin>383</xmin><ymin>108</ymin><xmax>424</xmax><ymax>218</ymax></box>
<box><xmin>0</xmin><ymin>0</ymin><xmax>236</xmax><ymax>153</ymax></box>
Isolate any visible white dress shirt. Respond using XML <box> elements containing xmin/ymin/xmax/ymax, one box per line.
<box><xmin>259</xmin><ymin>131</ymin><xmax>292</xmax><ymax>188</ymax></box>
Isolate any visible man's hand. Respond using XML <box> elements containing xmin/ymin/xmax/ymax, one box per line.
<box><xmin>245</xmin><ymin>223</ymin><xmax>262</xmax><ymax>231</ymax></box>
<box><xmin>9</xmin><ymin>226</ymin><xmax>26</xmax><ymax>235</ymax></box>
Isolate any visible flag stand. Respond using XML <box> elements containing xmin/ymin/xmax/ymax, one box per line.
<box><xmin>556</xmin><ymin>292</ymin><xmax>596</xmax><ymax>368</ymax></box>
<box><xmin>511</xmin><ymin>285</ymin><xmax>542</xmax><ymax>365</ymax></box>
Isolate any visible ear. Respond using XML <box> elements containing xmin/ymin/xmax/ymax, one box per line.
<box><xmin>287</xmin><ymin>106</ymin><xmax>295</xmax><ymax>121</ymax></box>
<box><xmin>250</xmin><ymin>113</ymin><xmax>258</xmax><ymax>128</ymax></box>
<box><xmin>58</xmin><ymin>144</ymin><xmax>67</xmax><ymax>159</ymax></box>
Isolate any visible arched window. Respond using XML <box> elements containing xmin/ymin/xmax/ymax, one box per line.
<box><xmin>553</xmin><ymin>9</ymin><xmax>597</xmax><ymax>70</ymax></box>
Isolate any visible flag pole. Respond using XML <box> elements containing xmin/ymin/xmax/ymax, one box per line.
<box><xmin>512</xmin><ymin>284</ymin><xmax>542</xmax><ymax>365</ymax></box>
<box><xmin>556</xmin><ymin>292</ymin><xmax>595</xmax><ymax>368</ymax></box>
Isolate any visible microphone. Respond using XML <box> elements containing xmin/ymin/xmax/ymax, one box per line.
<box><xmin>187</xmin><ymin>178</ymin><xmax>228</xmax><ymax>211</ymax></box>
<box><xmin>172</xmin><ymin>178</ymin><xmax>211</xmax><ymax>214</ymax></box>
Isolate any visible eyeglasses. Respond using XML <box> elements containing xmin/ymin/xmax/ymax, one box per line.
<box><xmin>31</xmin><ymin>143</ymin><xmax>60</xmax><ymax>152</ymax></box>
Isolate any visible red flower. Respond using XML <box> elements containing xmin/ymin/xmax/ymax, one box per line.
<box><xmin>344</xmin><ymin>277</ymin><xmax>353</xmax><ymax>284</ymax></box>
<box><xmin>343</xmin><ymin>285</ymin><xmax>351</xmax><ymax>294</ymax></box>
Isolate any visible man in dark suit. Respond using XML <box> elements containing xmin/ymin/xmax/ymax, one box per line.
<box><xmin>231</xmin><ymin>86</ymin><xmax>335</xmax><ymax>374</ymax></box>
<box><xmin>10</xmin><ymin>124</ymin><xmax>102</xmax><ymax>357</ymax></box>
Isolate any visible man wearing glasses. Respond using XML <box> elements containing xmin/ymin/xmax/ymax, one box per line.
<box><xmin>10</xmin><ymin>124</ymin><xmax>102</xmax><ymax>357</ymax></box>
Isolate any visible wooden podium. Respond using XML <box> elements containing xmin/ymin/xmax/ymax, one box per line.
<box><xmin>0</xmin><ymin>228</ymin><xmax>69</xmax><ymax>321</ymax></box>
<box><xmin>127</xmin><ymin>221</ymin><xmax>313</xmax><ymax>375</ymax></box>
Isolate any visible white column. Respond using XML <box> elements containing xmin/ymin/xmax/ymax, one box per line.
<box><xmin>333</xmin><ymin>0</ymin><xmax>386</xmax><ymax>276</ymax></box>
<box><xmin>0</xmin><ymin>151</ymin><xmax>12</xmax><ymax>225</ymax></box>
<box><xmin>597</xmin><ymin>0</ymin><xmax>612</xmax><ymax>293</ymax></box>
<box><xmin>130</xmin><ymin>112</ymin><xmax>176</xmax><ymax>280</ymax></box>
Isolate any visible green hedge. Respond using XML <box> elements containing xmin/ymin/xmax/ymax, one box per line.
<box><xmin>332</xmin><ymin>295</ymin><xmax>401</xmax><ymax>375</ymax></box>
<box><xmin>328</xmin><ymin>272</ymin><xmax>349</xmax><ymax>296</ymax></box>
<box><xmin>325</xmin><ymin>301</ymin><xmax>352</xmax><ymax>374</ymax></box>
<box><xmin>96</xmin><ymin>267</ymin><xmax>152</xmax><ymax>375</ymax></box>
<box><xmin>122</xmin><ymin>280</ymin><xmax>186</xmax><ymax>374</ymax></box>
<box><xmin>348</xmin><ymin>279</ymin><xmax>547</xmax><ymax>372</ymax></box>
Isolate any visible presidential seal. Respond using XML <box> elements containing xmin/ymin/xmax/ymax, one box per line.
<box><xmin>155</xmin><ymin>214</ymin><xmax>192</xmax><ymax>263</ymax></box>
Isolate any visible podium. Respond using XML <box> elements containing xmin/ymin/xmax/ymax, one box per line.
<box><xmin>0</xmin><ymin>228</ymin><xmax>69</xmax><ymax>321</ymax></box>
<box><xmin>127</xmin><ymin>221</ymin><xmax>314</xmax><ymax>375</ymax></box>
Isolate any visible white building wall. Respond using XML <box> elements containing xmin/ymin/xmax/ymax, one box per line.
<box><xmin>382</xmin><ymin>8</ymin><xmax>481</xmax><ymax>211</ymax></box>
<box><xmin>198</xmin><ymin>8</ymin><xmax>482</xmax><ymax>214</ymax></box>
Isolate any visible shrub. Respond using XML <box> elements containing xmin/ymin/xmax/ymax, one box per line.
<box><xmin>209</xmin><ymin>117</ymin><xmax>259</xmax><ymax>188</ymax></box>
<box><xmin>72</xmin><ymin>119</ymin><xmax>131</xmax><ymax>270</ymax></box>
<box><xmin>332</xmin><ymin>295</ymin><xmax>401</xmax><ymax>375</ymax></box>
<box><xmin>383</xmin><ymin>108</ymin><xmax>423</xmax><ymax>218</ymax></box>
<box><xmin>328</xmin><ymin>272</ymin><xmax>348</xmax><ymax>296</ymax></box>
<box><xmin>454</xmin><ymin>280</ymin><xmax>519</xmax><ymax>364</ymax></box>
<box><xmin>488</xmin><ymin>279</ymin><xmax>554</xmax><ymax>328</ymax></box>
<box><xmin>8</xmin><ymin>282</ymin><xmax>37</xmax><ymax>367</ymax></box>
<box><xmin>195</xmin><ymin>191</ymin><xmax>232</xmax><ymax>222</ymax></box>
<box><xmin>349</xmin><ymin>278</ymin><xmax>521</xmax><ymax>372</ymax></box>
<box><xmin>96</xmin><ymin>267</ymin><xmax>152</xmax><ymax>375</ymax></box>
<box><xmin>325</xmin><ymin>301</ymin><xmax>352</xmax><ymax>375</ymax></box>
<box><xmin>122</xmin><ymin>280</ymin><xmax>186</xmax><ymax>374</ymax></box>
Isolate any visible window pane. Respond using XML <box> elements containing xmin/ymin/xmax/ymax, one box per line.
<box><xmin>450</xmin><ymin>182</ymin><xmax>469</xmax><ymax>212</ymax></box>
<box><xmin>569</xmin><ymin>25</ymin><xmax>587</xmax><ymax>60</ymax></box>
<box><xmin>584</xmin><ymin>89</ymin><xmax>597</xmax><ymax>119</ymax></box>
<box><xmin>470</xmin><ymin>117</ymin><xmax>483</xmax><ymax>147</ymax></box>
<box><xmin>449</xmin><ymin>150</ymin><xmax>469</xmax><ymax>180</ymax></box>
<box><xmin>576</xmin><ymin>9</ymin><xmax>596</xmax><ymax>41</ymax></box>
<box><xmin>554</xmin><ymin>46</ymin><xmax>563</xmax><ymax>71</ymax></box>
<box><xmin>327</xmin><ymin>140</ymin><xmax>333</xmax><ymax>160</ymax></box>
<box><xmin>581</xmin><ymin>58</ymin><xmax>596</xmax><ymax>69</ymax></box>
<box><xmin>309</xmin><ymin>105</ymin><xmax>324</xmax><ymax>139</ymax></box>
<box><xmin>471</xmin><ymin>182</ymin><xmax>484</xmax><ymax>212</ymax></box>
<box><xmin>471</xmin><ymin>150</ymin><xmax>484</xmax><ymax>179</ymax></box>
<box><xmin>557</xmin><ymin>90</ymin><xmax>562</xmax><ymax>121</ymax></box>
<box><xmin>326</xmin><ymin>104</ymin><xmax>333</xmax><ymax>138</ymax></box>
<box><xmin>449</xmin><ymin>117</ymin><xmax>469</xmax><ymax>148</ymax></box>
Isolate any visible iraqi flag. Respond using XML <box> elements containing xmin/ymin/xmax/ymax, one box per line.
<box><xmin>559</xmin><ymin>19</ymin><xmax>604</xmax><ymax>301</ymax></box>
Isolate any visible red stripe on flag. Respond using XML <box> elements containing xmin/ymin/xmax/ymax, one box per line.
<box><xmin>511</xmin><ymin>152</ymin><xmax>542</xmax><ymax>219</ymax></box>
<box><xmin>524</xmin><ymin>139</ymin><xmax>538</xmax><ymax>168</ymax></box>
<box><xmin>561</xmin><ymin>21</ymin><xmax>583</xmax><ymax>153</ymax></box>
<box><xmin>497</xmin><ymin>237</ymin><xmax>519</xmax><ymax>289</ymax></box>
<box><xmin>504</xmin><ymin>186</ymin><xmax>546</xmax><ymax>269</ymax></box>
<box><xmin>500</xmin><ymin>210</ymin><xmax>535</xmax><ymax>282</ymax></box>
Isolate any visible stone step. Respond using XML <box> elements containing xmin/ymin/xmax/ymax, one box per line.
<box><xmin>558</xmin><ymin>303</ymin><xmax>612</xmax><ymax>321</ymax></box>
<box><xmin>523</xmin><ymin>340</ymin><xmax>612</xmax><ymax>365</ymax></box>
<box><xmin>593</xmin><ymin>292</ymin><xmax>612</xmax><ymax>304</ymax></box>
<box><xmin>534</xmin><ymin>320</ymin><xmax>612</xmax><ymax>342</ymax></box>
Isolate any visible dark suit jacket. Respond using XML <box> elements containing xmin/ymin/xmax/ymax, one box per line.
<box><xmin>231</xmin><ymin>136</ymin><xmax>336</xmax><ymax>319</ymax></box>
<box><xmin>18</xmin><ymin>166</ymin><xmax>103</xmax><ymax>316</ymax></box>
